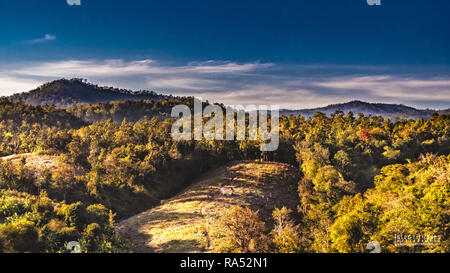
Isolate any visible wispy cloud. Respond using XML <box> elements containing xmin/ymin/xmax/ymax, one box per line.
<box><xmin>0</xmin><ymin>59</ymin><xmax>449</xmax><ymax>109</ymax></box>
<box><xmin>316</xmin><ymin>76</ymin><xmax>450</xmax><ymax>102</ymax></box>
<box><xmin>24</xmin><ymin>34</ymin><xmax>56</xmax><ymax>44</ymax></box>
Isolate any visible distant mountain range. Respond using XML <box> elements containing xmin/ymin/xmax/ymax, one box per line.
<box><xmin>5</xmin><ymin>79</ymin><xmax>449</xmax><ymax>120</ymax></box>
<box><xmin>7</xmin><ymin>78</ymin><xmax>174</xmax><ymax>107</ymax></box>
<box><xmin>280</xmin><ymin>101</ymin><xmax>449</xmax><ymax>120</ymax></box>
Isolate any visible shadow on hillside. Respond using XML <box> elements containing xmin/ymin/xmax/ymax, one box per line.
<box><xmin>120</xmin><ymin>229</ymin><xmax>155</xmax><ymax>253</ymax></box>
<box><xmin>254</xmin><ymin>174</ymin><xmax>300</xmax><ymax>226</ymax></box>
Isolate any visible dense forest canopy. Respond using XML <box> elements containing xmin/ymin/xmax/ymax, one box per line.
<box><xmin>0</xmin><ymin>97</ymin><xmax>448</xmax><ymax>253</ymax></box>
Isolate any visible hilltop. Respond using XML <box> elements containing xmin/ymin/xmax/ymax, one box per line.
<box><xmin>7</xmin><ymin>78</ymin><xmax>174</xmax><ymax>107</ymax></box>
<box><xmin>116</xmin><ymin>161</ymin><xmax>300</xmax><ymax>253</ymax></box>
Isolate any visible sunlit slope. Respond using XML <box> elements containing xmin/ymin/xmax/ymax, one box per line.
<box><xmin>0</xmin><ymin>153</ymin><xmax>57</xmax><ymax>170</ymax></box>
<box><xmin>116</xmin><ymin>161</ymin><xmax>299</xmax><ymax>253</ymax></box>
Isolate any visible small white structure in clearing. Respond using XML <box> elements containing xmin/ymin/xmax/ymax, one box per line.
<box><xmin>220</xmin><ymin>186</ymin><xmax>233</xmax><ymax>196</ymax></box>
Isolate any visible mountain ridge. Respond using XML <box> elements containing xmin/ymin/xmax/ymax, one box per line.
<box><xmin>4</xmin><ymin>79</ymin><xmax>449</xmax><ymax>120</ymax></box>
<box><xmin>280</xmin><ymin>100</ymin><xmax>449</xmax><ymax>120</ymax></box>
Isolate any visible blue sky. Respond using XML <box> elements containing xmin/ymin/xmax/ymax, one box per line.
<box><xmin>0</xmin><ymin>0</ymin><xmax>449</xmax><ymax>109</ymax></box>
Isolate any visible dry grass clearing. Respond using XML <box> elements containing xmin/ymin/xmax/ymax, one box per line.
<box><xmin>0</xmin><ymin>153</ymin><xmax>58</xmax><ymax>171</ymax></box>
<box><xmin>116</xmin><ymin>161</ymin><xmax>300</xmax><ymax>253</ymax></box>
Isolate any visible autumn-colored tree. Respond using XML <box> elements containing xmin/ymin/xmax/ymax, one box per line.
<box><xmin>271</xmin><ymin>207</ymin><xmax>302</xmax><ymax>253</ymax></box>
<box><xmin>216</xmin><ymin>206</ymin><xmax>269</xmax><ymax>253</ymax></box>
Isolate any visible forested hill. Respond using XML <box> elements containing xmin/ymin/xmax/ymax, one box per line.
<box><xmin>0</xmin><ymin>98</ymin><xmax>87</xmax><ymax>129</ymax></box>
<box><xmin>67</xmin><ymin>98</ymin><xmax>197</xmax><ymax>123</ymax></box>
<box><xmin>7</xmin><ymin>78</ymin><xmax>174</xmax><ymax>107</ymax></box>
<box><xmin>280</xmin><ymin>100</ymin><xmax>449</xmax><ymax>120</ymax></box>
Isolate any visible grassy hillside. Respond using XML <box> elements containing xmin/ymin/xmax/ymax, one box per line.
<box><xmin>0</xmin><ymin>153</ymin><xmax>57</xmax><ymax>170</ymax></box>
<box><xmin>116</xmin><ymin>161</ymin><xmax>300</xmax><ymax>253</ymax></box>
